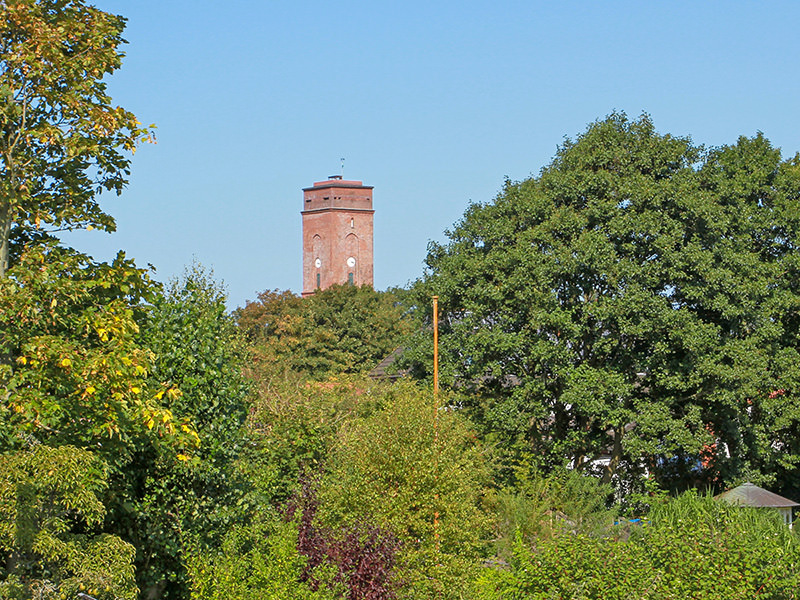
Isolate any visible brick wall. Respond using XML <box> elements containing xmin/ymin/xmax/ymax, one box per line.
<box><xmin>301</xmin><ymin>178</ymin><xmax>374</xmax><ymax>296</ymax></box>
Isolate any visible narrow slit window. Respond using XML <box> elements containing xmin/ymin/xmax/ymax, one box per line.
<box><xmin>316</xmin><ymin>273</ymin><xmax>321</xmax><ymax>289</ymax></box>
<box><xmin>348</xmin><ymin>272</ymin><xmax>354</xmax><ymax>285</ymax></box>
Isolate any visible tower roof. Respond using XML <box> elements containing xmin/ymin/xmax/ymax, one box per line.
<box><xmin>303</xmin><ymin>176</ymin><xmax>373</xmax><ymax>192</ymax></box>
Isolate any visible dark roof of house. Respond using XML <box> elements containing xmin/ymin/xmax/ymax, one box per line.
<box><xmin>368</xmin><ymin>347</ymin><xmax>409</xmax><ymax>381</ymax></box>
<box><xmin>716</xmin><ymin>482</ymin><xmax>799</xmax><ymax>508</ymax></box>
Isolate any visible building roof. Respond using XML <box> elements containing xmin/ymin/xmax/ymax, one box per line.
<box><xmin>369</xmin><ymin>347</ymin><xmax>409</xmax><ymax>380</ymax></box>
<box><xmin>716</xmin><ymin>482</ymin><xmax>799</xmax><ymax>509</ymax></box>
<box><xmin>303</xmin><ymin>178</ymin><xmax>373</xmax><ymax>192</ymax></box>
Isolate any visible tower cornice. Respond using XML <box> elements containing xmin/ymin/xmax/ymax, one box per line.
<box><xmin>301</xmin><ymin>207</ymin><xmax>375</xmax><ymax>215</ymax></box>
<box><xmin>302</xmin><ymin>181</ymin><xmax>374</xmax><ymax>192</ymax></box>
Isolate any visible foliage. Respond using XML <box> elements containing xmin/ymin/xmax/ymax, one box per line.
<box><xmin>0</xmin><ymin>0</ymin><xmax>153</xmax><ymax>275</ymax></box>
<box><xmin>318</xmin><ymin>383</ymin><xmax>491</xmax><ymax>599</ymax></box>
<box><xmin>236</xmin><ymin>285</ymin><xmax>411</xmax><ymax>379</ymax></box>
<box><xmin>475</xmin><ymin>491</ymin><xmax>800</xmax><ymax>599</ymax></box>
<box><xmin>218</xmin><ymin>370</ymin><xmax>403</xmax><ymax>599</ymax></box>
<box><xmin>476</xmin><ymin>530</ymin><xmax>651</xmax><ymax>600</ymax></box>
<box><xmin>241</xmin><ymin>373</ymin><xmax>383</xmax><ymax>508</ymax></box>
<box><xmin>185</xmin><ymin>514</ymin><xmax>333</xmax><ymax>600</ymax></box>
<box><xmin>644</xmin><ymin>491</ymin><xmax>800</xmax><ymax>597</ymax></box>
<box><xmin>0</xmin><ymin>244</ymin><xmax>206</xmax><ymax>600</ymax></box>
<box><xmin>289</xmin><ymin>480</ymin><xmax>400</xmax><ymax>600</ymax></box>
<box><xmin>108</xmin><ymin>266</ymin><xmax>250</xmax><ymax>600</ymax></box>
<box><xmin>0</xmin><ymin>445</ymin><xmax>137</xmax><ymax>600</ymax></box>
<box><xmin>407</xmin><ymin>112</ymin><xmax>800</xmax><ymax>493</ymax></box>
<box><xmin>0</xmin><ymin>243</ymin><xmax>193</xmax><ymax>459</ymax></box>
<box><xmin>491</xmin><ymin>468</ymin><xmax>615</xmax><ymax>559</ymax></box>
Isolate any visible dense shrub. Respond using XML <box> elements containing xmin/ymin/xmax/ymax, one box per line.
<box><xmin>475</xmin><ymin>491</ymin><xmax>800</xmax><ymax>599</ymax></box>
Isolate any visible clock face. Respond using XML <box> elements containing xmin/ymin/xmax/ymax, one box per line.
<box><xmin>346</xmin><ymin>257</ymin><xmax>356</xmax><ymax>267</ymax></box>
<box><xmin>314</xmin><ymin>258</ymin><xmax>321</xmax><ymax>268</ymax></box>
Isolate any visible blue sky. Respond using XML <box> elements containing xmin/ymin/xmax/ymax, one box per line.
<box><xmin>62</xmin><ymin>1</ymin><xmax>800</xmax><ymax>309</ymax></box>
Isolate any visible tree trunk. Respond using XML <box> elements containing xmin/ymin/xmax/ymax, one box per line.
<box><xmin>0</xmin><ymin>198</ymin><xmax>12</xmax><ymax>278</ymax></box>
<box><xmin>602</xmin><ymin>426</ymin><xmax>623</xmax><ymax>485</ymax></box>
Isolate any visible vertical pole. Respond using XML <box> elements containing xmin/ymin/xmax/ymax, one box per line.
<box><xmin>432</xmin><ymin>296</ymin><xmax>440</xmax><ymax>563</ymax></box>
<box><xmin>433</xmin><ymin>296</ymin><xmax>439</xmax><ymax>395</ymax></box>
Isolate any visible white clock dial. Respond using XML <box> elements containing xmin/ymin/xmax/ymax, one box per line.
<box><xmin>314</xmin><ymin>258</ymin><xmax>321</xmax><ymax>268</ymax></box>
<box><xmin>346</xmin><ymin>257</ymin><xmax>356</xmax><ymax>267</ymax></box>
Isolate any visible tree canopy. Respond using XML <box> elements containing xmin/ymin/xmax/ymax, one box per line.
<box><xmin>0</xmin><ymin>243</ymin><xmax>192</xmax><ymax>458</ymax></box>
<box><xmin>236</xmin><ymin>285</ymin><xmax>411</xmax><ymax>380</ymax></box>
<box><xmin>0</xmin><ymin>445</ymin><xmax>138</xmax><ymax>600</ymax></box>
<box><xmin>110</xmin><ymin>266</ymin><xmax>251</xmax><ymax>600</ymax></box>
<box><xmin>408</xmin><ymin>113</ymin><xmax>800</xmax><ymax>494</ymax></box>
<box><xmin>0</xmin><ymin>0</ymin><xmax>152</xmax><ymax>276</ymax></box>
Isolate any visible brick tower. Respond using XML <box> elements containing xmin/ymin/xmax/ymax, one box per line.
<box><xmin>302</xmin><ymin>176</ymin><xmax>374</xmax><ymax>297</ymax></box>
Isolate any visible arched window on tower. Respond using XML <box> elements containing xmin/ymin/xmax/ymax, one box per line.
<box><xmin>312</xmin><ymin>234</ymin><xmax>322</xmax><ymax>289</ymax></box>
<box><xmin>312</xmin><ymin>234</ymin><xmax>322</xmax><ymax>261</ymax></box>
<box><xmin>345</xmin><ymin>233</ymin><xmax>358</xmax><ymax>285</ymax></box>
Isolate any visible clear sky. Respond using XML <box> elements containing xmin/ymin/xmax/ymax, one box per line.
<box><xmin>61</xmin><ymin>1</ymin><xmax>800</xmax><ymax>310</ymax></box>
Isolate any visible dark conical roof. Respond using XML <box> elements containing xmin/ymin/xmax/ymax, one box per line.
<box><xmin>716</xmin><ymin>482</ymin><xmax>799</xmax><ymax>508</ymax></box>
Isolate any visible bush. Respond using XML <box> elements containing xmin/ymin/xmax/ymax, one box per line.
<box><xmin>475</xmin><ymin>490</ymin><xmax>800</xmax><ymax>599</ymax></box>
<box><xmin>318</xmin><ymin>383</ymin><xmax>491</xmax><ymax>599</ymax></box>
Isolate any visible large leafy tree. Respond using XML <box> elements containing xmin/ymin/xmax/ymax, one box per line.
<box><xmin>0</xmin><ymin>243</ymin><xmax>191</xmax><ymax>457</ymax></box>
<box><xmin>0</xmin><ymin>0</ymin><xmax>152</xmax><ymax>276</ymax></box>
<box><xmin>408</xmin><ymin>113</ymin><xmax>800</xmax><ymax>493</ymax></box>
<box><xmin>0</xmin><ymin>245</ymin><xmax>200</xmax><ymax>600</ymax></box>
<box><xmin>113</xmin><ymin>267</ymin><xmax>250</xmax><ymax>600</ymax></box>
<box><xmin>237</xmin><ymin>285</ymin><xmax>411</xmax><ymax>380</ymax></box>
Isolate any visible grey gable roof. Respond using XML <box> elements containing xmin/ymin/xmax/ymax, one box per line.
<box><xmin>716</xmin><ymin>482</ymin><xmax>800</xmax><ymax>509</ymax></box>
<box><xmin>369</xmin><ymin>347</ymin><xmax>409</xmax><ymax>381</ymax></box>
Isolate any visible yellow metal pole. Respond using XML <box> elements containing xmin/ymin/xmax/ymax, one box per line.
<box><xmin>432</xmin><ymin>296</ymin><xmax>440</xmax><ymax>561</ymax></box>
<box><xmin>432</xmin><ymin>295</ymin><xmax>439</xmax><ymax>395</ymax></box>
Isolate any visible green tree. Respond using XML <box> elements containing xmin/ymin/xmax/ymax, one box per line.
<box><xmin>0</xmin><ymin>245</ymin><xmax>202</xmax><ymax>600</ymax></box>
<box><xmin>241</xmin><ymin>368</ymin><xmax>394</xmax><ymax>509</ymax></box>
<box><xmin>0</xmin><ymin>243</ymin><xmax>192</xmax><ymax>457</ymax></box>
<box><xmin>237</xmin><ymin>285</ymin><xmax>410</xmax><ymax>380</ymax></box>
<box><xmin>0</xmin><ymin>0</ymin><xmax>152</xmax><ymax>276</ymax></box>
<box><xmin>0</xmin><ymin>445</ymin><xmax>138</xmax><ymax>600</ymax></box>
<box><xmin>318</xmin><ymin>383</ymin><xmax>491</xmax><ymax>599</ymax></box>
<box><xmin>110</xmin><ymin>266</ymin><xmax>250</xmax><ymax>600</ymax></box>
<box><xmin>407</xmin><ymin>113</ymin><xmax>800</xmax><ymax>492</ymax></box>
